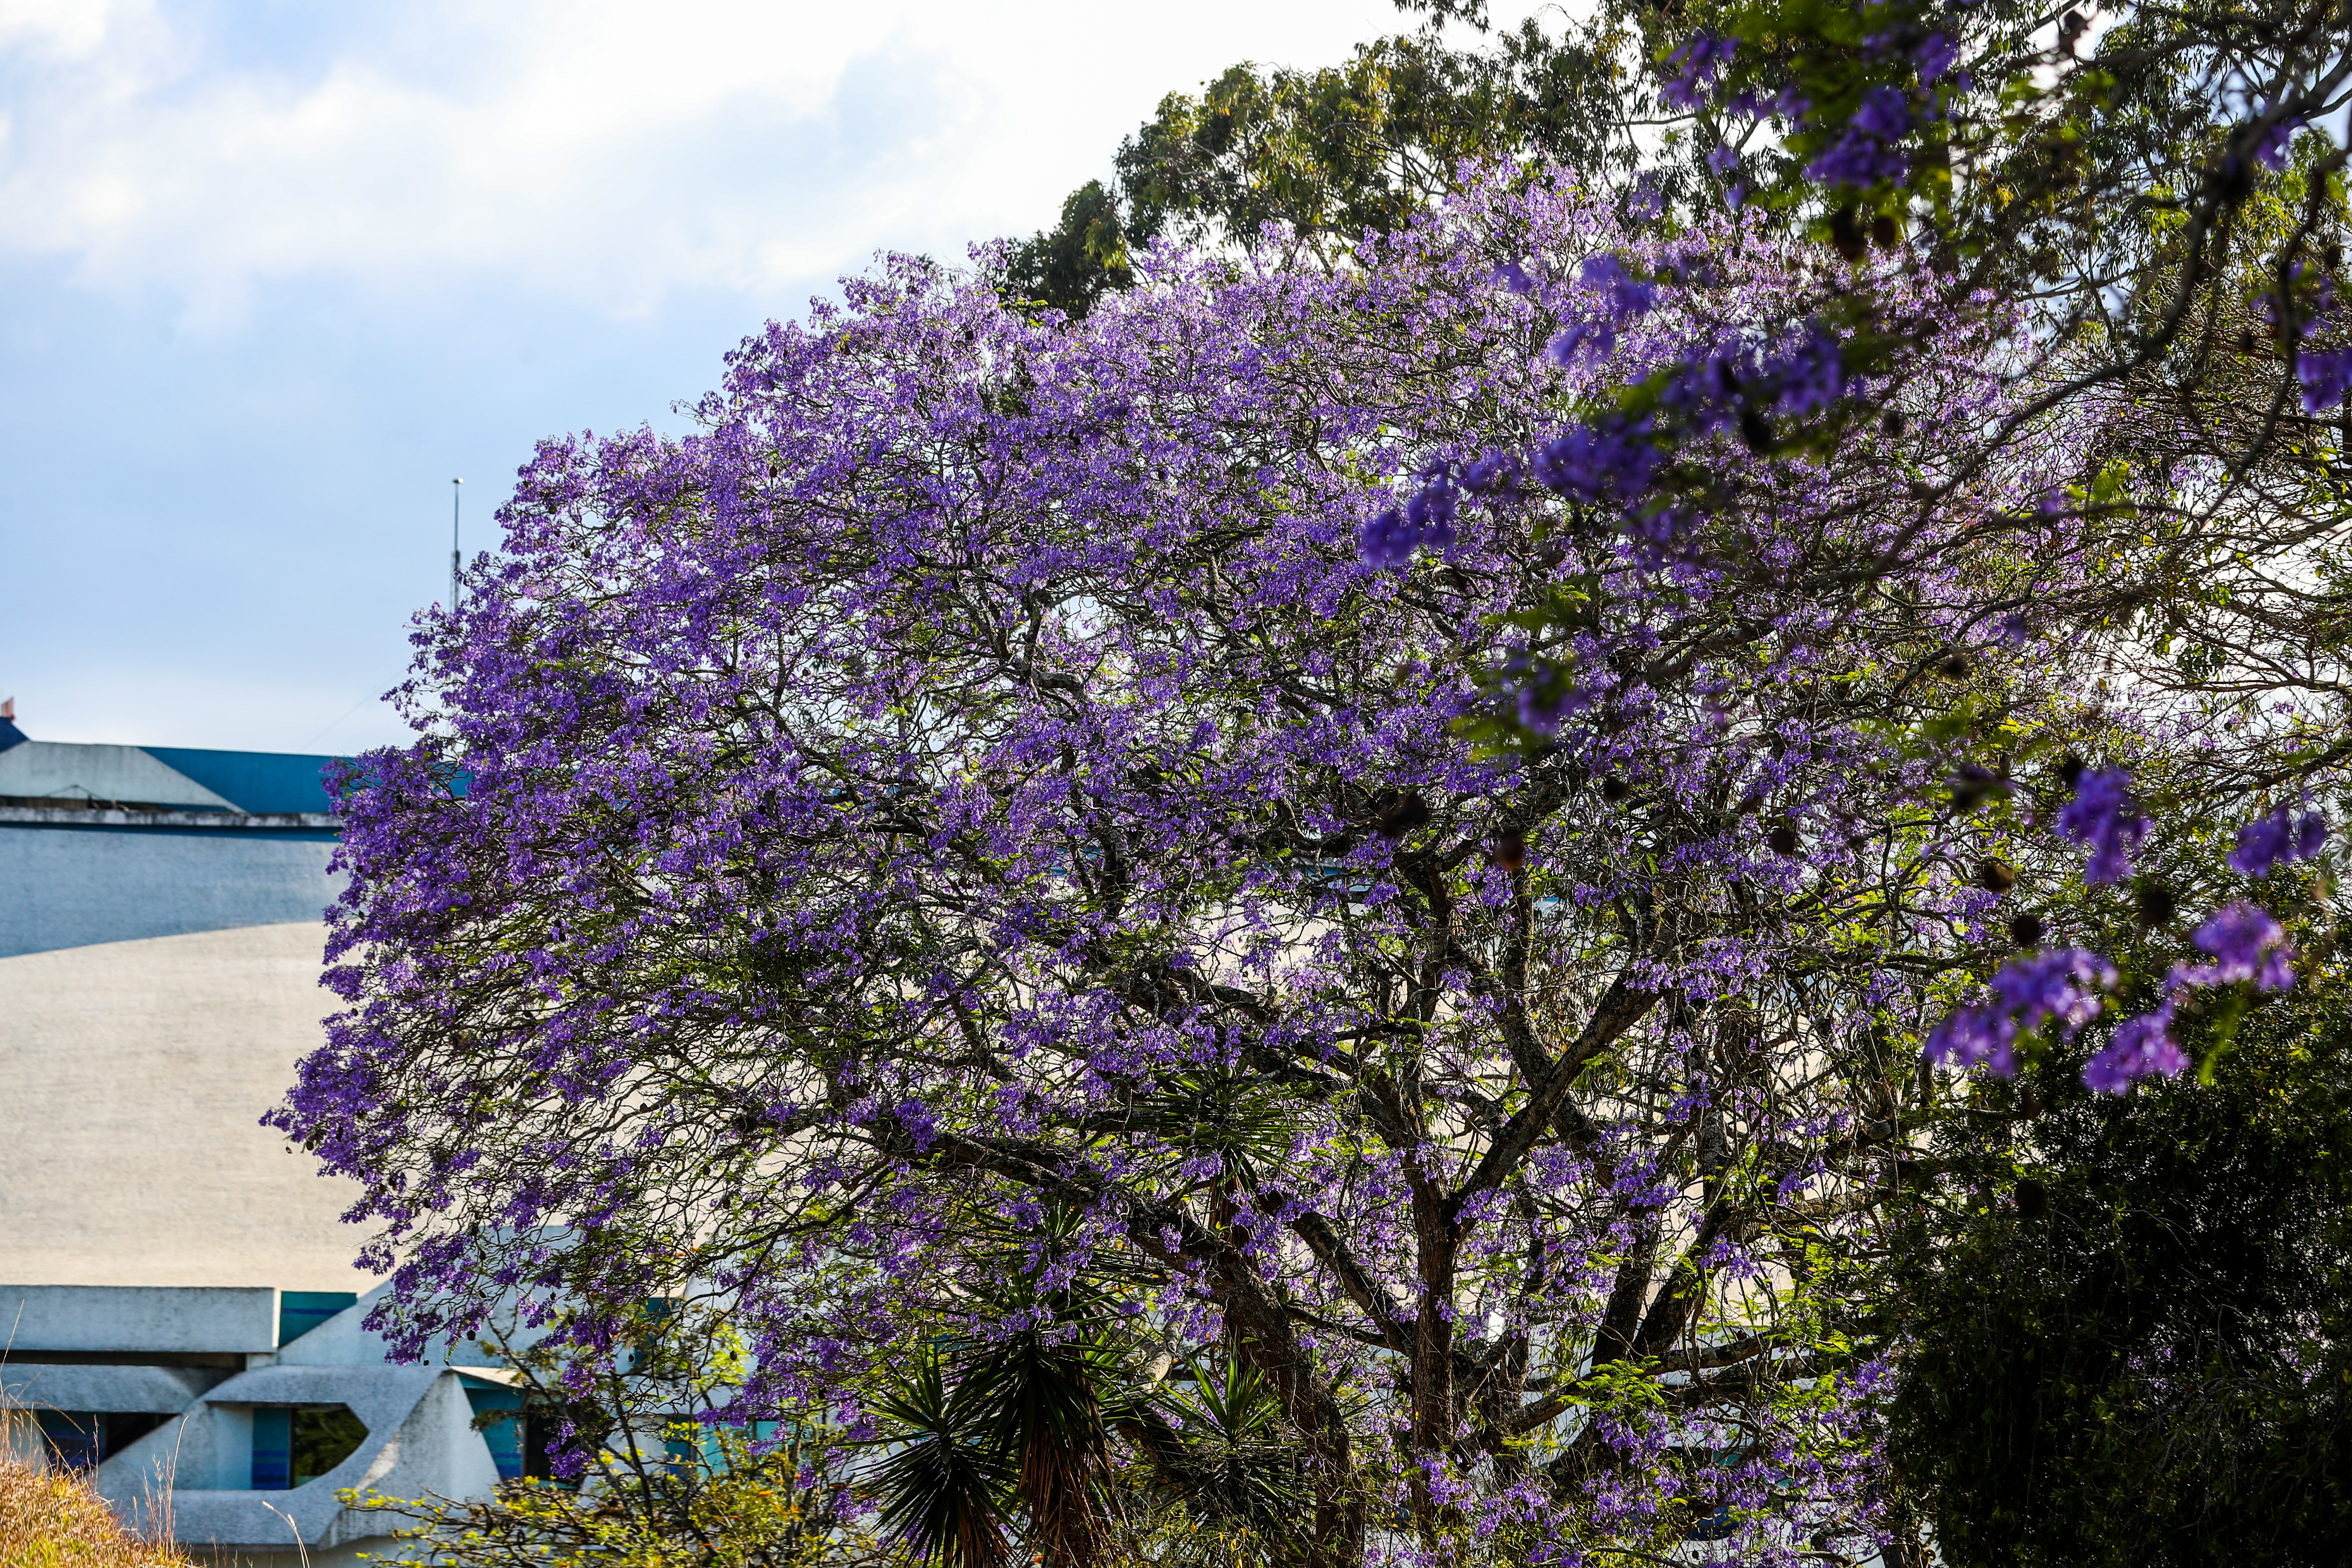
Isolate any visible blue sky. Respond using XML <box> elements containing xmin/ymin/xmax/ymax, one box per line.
<box><xmin>0</xmin><ymin>0</ymin><xmax>1508</xmax><ymax>753</ymax></box>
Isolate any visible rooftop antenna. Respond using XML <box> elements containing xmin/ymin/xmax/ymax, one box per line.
<box><xmin>450</xmin><ymin>478</ymin><xmax>464</xmax><ymax>612</ymax></box>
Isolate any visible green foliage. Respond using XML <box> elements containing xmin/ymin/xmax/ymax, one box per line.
<box><xmin>996</xmin><ymin>23</ymin><xmax>1642</xmax><ymax>317</ymax></box>
<box><xmin>352</xmin><ymin>1302</ymin><xmax>869</xmax><ymax>1568</ymax></box>
<box><xmin>858</xmin><ymin>1263</ymin><xmax>1314</xmax><ymax>1568</ymax></box>
<box><xmin>870</xmin><ymin>1348</ymin><xmax>1018</xmax><ymax>1568</ymax></box>
<box><xmin>1889</xmin><ymin>974</ymin><xmax>2352</xmax><ymax>1566</ymax></box>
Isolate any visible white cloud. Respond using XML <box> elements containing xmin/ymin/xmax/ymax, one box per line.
<box><xmin>0</xmin><ymin>0</ymin><xmax>1412</xmax><ymax>327</ymax></box>
<box><xmin>0</xmin><ymin>0</ymin><xmax>141</xmax><ymax>58</ymax></box>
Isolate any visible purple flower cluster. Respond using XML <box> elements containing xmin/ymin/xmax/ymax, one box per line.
<box><xmin>2228</xmin><ymin>805</ymin><xmax>2328</xmax><ymax>876</ymax></box>
<box><xmin>269</xmin><ymin>163</ymin><xmax>2171</xmax><ymax>1557</ymax></box>
<box><xmin>1924</xmin><ymin>949</ymin><xmax>2114</xmax><ymax>1077</ymax></box>
<box><xmin>2082</xmin><ymin>1001</ymin><xmax>2186</xmax><ymax>1095</ymax></box>
<box><xmin>1661</xmin><ymin>34</ymin><xmax>1736</xmax><ymax>111</ymax></box>
<box><xmin>2298</xmin><ymin>346</ymin><xmax>2352</xmax><ymax>414</ymax></box>
<box><xmin>1915</xmin><ymin>32</ymin><xmax>1959</xmax><ymax>85</ymax></box>
<box><xmin>2254</xmin><ymin>114</ymin><xmax>2305</xmax><ymax>171</ymax></box>
<box><xmin>1806</xmin><ymin>86</ymin><xmax>1916</xmax><ymax>189</ymax></box>
<box><xmin>2084</xmin><ymin>901</ymin><xmax>2298</xmax><ymax>1094</ymax></box>
<box><xmin>2177</xmin><ymin>901</ymin><xmax>2295</xmax><ymax>993</ymax></box>
<box><xmin>2055</xmin><ymin>766</ymin><xmax>2147</xmax><ymax>884</ymax></box>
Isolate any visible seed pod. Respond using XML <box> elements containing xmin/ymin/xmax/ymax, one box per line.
<box><xmin>2057</xmin><ymin>753</ymin><xmax>2087</xmax><ymax>790</ymax></box>
<box><xmin>1940</xmin><ymin>651</ymin><xmax>1972</xmax><ymax>679</ymax></box>
<box><xmin>1870</xmin><ymin>214</ymin><xmax>1899</xmax><ymax>250</ymax></box>
<box><xmin>1372</xmin><ymin>790</ymin><xmax>1433</xmax><ymax>839</ymax></box>
<box><xmin>1739</xmin><ymin>405</ymin><xmax>1776</xmax><ymax>453</ymax></box>
<box><xmin>2009</xmin><ymin>912</ymin><xmax>2045</xmax><ymax>946</ymax></box>
<box><xmin>2015</xmin><ymin>1178</ymin><xmax>2048</xmax><ymax>1219</ymax></box>
<box><xmin>1949</xmin><ymin>764</ymin><xmax>1997</xmax><ymax>812</ymax></box>
<box><xmin>1976</xmin><ymin>857</ymin><xmax>2017</xmax><ymax>894</ymax></box>
<box><xmin>1492</xmin><ymin>827</ymin><xmax>1527</xmax><ymax>872</ymax></box>
<box><xmin>1828</xmin><ymin>206</ymin><xmax>1867</xmax><ymax>262</ymax></box>
<box><xmin>1600</xmin><ymin>775</ymin><xmax>1632</xmax><ymax>803</ymax></box>
<box><xmin>2136</xmin><ymin>881</ymin><xmax>2178</xmax><ymax>926</ymax></box>
<box><xmin>1881</xmin><ymin>409</ymin><xmax>1907</xmax><ymax>438</ymax></box>
<box><xmin>1767</xmin><ymin>824</ymin><xmax>1801</xmax><ymax>856</ymax></box>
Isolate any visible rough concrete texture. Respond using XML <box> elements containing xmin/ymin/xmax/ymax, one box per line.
<box><xmin>0</xmin><ymin>1363</ymin><xmax>224</xmax><ymax>1413</ymax></box>
<box><xmin>102</xmin><ymin>1365</ymin><xmax>500</xmax><ymax>1550</ymax></box>
<box><xmin>0</xmin><ymin>924</ymin><xmax>378</xmax><ymax>1290</ymax></box>
<box><xmin>0</xmin><ymin>1286</ymin><xmax>279</xmax><ymax>1353</ymax></box>
<box><xmin>0</xmin><ymin>743</ymin><xmax>235</xmax><ymax>810</ymax></box>
<box><xmin>0</xmin><ymin>823</ymin><xmax>340</xmax><ymax>959</ymax></box>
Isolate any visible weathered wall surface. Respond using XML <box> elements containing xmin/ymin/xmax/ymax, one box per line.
<box><xmin>0</xmin><ymin>821</ymin><xmax>341</xmax><ymax>960</ymax></box>
<box><xmin>0</xmin><ymin>922</ymin><xmax>376</xmax><ymax>1290</ymax></box>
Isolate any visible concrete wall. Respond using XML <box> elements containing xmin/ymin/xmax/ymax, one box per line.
<box><xmin>0</xmin><ymin>1286</ymin><xmax>278</xmax><ymax>1353</ymax></box>
<box><xmin>0</xmin><ymin>924</ymin><xmax>377</xmax><ymax>1290</ymax></box>
<box><xmin>0</xmin><ymin>820</ymin><xmax>340</xmax><ymax>960</ymax></box>
<box><xmin>0</xmin><ymin>742</ymin><xmax>236</xmax><ymax>809</ymax></box>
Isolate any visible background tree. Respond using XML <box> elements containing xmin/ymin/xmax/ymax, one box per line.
<box><xmin>995</xmin><ymin>20</ymin><xmax>1647</xmax><ymax>317</ymax></box>
<box><xmin>1887</xmin><ymin>952</ymin><xmax>2352</xmax><ymax>1567</ymax></box>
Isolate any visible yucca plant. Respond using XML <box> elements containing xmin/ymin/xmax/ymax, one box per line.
<box><xmin>870</xmin><ymin>1347</ymin><xmax>1018</xmax><ymax>1568</ymax></box>
<box><xmin>1150</xmin><ymin>1354</ymin><xmax>1310</xmax><ymax>1547</ymax></box>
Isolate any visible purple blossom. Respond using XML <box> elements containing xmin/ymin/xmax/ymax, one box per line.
<box><xmin>1773</xmin><ymin>322</ymin><xmax>1847</xmax><ymax>414</ymax></box>
<box><xmin>1924</xmin><ymin>949</ymin><xmax>2115</xmax><ymax>1077</ymax></box>
<box><xmin>2178</xmin><ymin>901</ymin><xmax>2294</xmax><ymax>992</ymax></box>
<box><xmin>1546</xmin><ymin>320</ymin><xmax>1616</xmax><ymax>368</ymax></box>
<box><xmin>260</xmin><ymin>163</ymin><xmax>2172</xmax><ymax>1555</ymax></box>
<box><xmin>2228</xmin><ymin>806</ymin><xmax>2328</xmax><ymax>876</ymax></box>
<box><xmin>1460</xmin><ymin>452</ymin><xmax>1516</xmax><ymax>494</ymax></box>
<box><xmin>1805</xmin><ymin>87</ymin><xmax>1917</xmax><ymax>187</ymax></box>
<box><xmin>1850</xmin><ymin>86</ymin><xmax>1914</xmax><ymax>140</ymax></box>
<box><xmin>1661</xmin><ymin>34</ymin><xmax>1736</xmax><ymax>111</ymax></box>
<box><xmin>1581</xmin><ymin>253</ymin><xmax>1658</xmax><ymax>315</ymax></box>
<box><xmin>2055</xmin><ymin>766</ymin><xmax>2148</xmax><ymax>885</ymax></box>
<box><xmin>1806</xmin><ymin>130</ymin><xmax>1911</xmax><ymax>189</ymax></box>
<box><xmin>1405</xmin><ymin>478</ymin><xmax>1459</xmax><ymax>549</ymax></box>
<box><xmin>1491</xmin><ymin>259</ymin><xmax>1536</xmax><ymax>295</ymax></box>
<box><xmin>1531</xmin><ymin>417</ymin><xmax>1660</xmax><ymax>502</ymax></box>
<box><xmin>1916</xmin><ymin>33</ymin><xmax>1959</xmax><ymax>83</ymax></box>
<box><xmin>2296</xmin><ymin>346</ymin><xmax>2352</xmax><ymax>414</ymax></box>
<box><xmin>2254</xmin><ymin>115</ymin><xmax>2304</xmax><ymax>171</ymax></box>
<box><xmin>1361</xmin><ymin>505</ymin><xmax>1418</xmax><ymax>569</ymax></box>
<box><xmin>2082</xmin><ymin>1000</ymin><xmax>2185</xmax><ymax>1094</ymax></box>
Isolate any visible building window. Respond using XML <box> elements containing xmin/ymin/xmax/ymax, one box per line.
<box><xmin>278</xmin><ymin>1291</ymin><xmax>358</xmax><ymax>1346</ymax></box>
<box><xmin>35</xmin><ymin>1412</ymin><xmax>168</xmax><ymax>1472</ymax></box>
<box><xmin>250</xmin><ymin>1405</ymin><xmax>368</xmax><ymax>1490</ymax></box>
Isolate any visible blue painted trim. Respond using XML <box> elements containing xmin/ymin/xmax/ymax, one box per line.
<box><xmin>280</xmin><ymin>1291</ymin><xmax>358</xmax><ymax>1345</ymax></box>
<box><xmin>141</xmin><ymin>747</ymin><xmax>347</xmax><ymax>816</ymax></box>
<box><xmin>251</xmin><ymin>1407</ymin><xmax>292</xmax><ymax>1491</ymax></box>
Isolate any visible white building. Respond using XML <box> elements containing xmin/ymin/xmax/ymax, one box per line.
<box><xmin>0</xmin><ymin>710</ymin><xmax>522</xmax><ymax>1562</ymax></box>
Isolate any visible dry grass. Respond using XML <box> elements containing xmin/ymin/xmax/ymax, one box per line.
<box><xmin>0</xmin><ymin>1455</ymin><xmax>189</xmax><ymax>1568</ymax></box>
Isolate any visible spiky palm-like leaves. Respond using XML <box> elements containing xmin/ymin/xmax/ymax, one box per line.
<box><xmin>1155</xmin><ymin>1355</ymin><xmax>1310</xmax><ymax>1541</ymax></box>
<box><xmin>962</xmin><ymin>1332</ymin><xmax>1120</xmax><ymax>1568</ymax></box>
<box><xmin>870</xmin><ymin>1305</ymin><xmax>1126</xmax><ymax>1568</ymax></box>
<box><xmin>871</xmin><ymin>1348</ymin><xmax>1016</xmax><ymax>1568</ymax></box>
<box><xmin>870</xmin><ymin>1253</ymin><xmax>1311</xmax><ymax>1568</ymax></box>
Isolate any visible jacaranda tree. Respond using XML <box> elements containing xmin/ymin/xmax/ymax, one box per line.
<box><xmin>277</xmin><ymin>159</ymin><xmax>2342</xmax><ymax>1567</ymax></box>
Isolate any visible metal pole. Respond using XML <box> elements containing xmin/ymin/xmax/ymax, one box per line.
<box><xmin>451</xmin><ymin>478</ymin><xmax>464</xmax><ymax>612</ymax></box>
